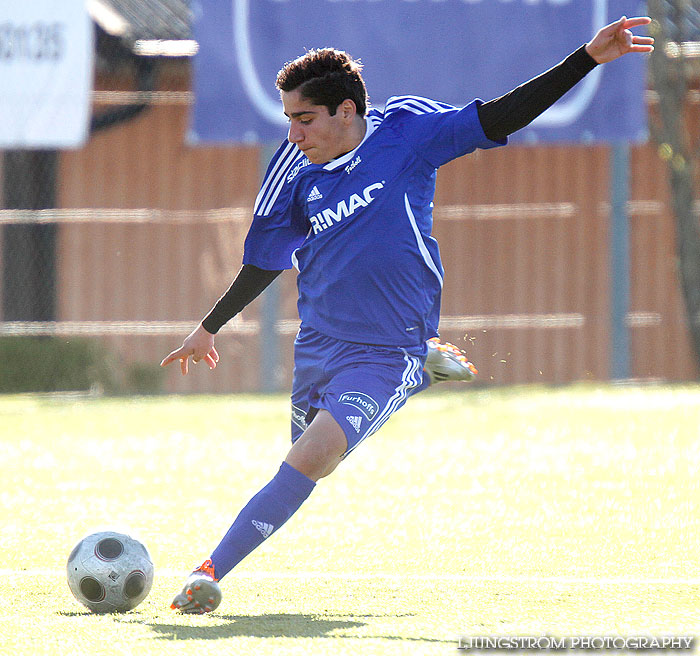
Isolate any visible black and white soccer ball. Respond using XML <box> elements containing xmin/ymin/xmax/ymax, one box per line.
<box><xmin>66</xmin><ymin>531</ymin><xmax>154</xmax><ymax>613</ymax></box>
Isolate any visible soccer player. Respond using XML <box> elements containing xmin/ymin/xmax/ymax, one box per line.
<box><xmin>162</xmin><ymin>16</ymin><xmax>653</xmax><ymax>613</ymax></box>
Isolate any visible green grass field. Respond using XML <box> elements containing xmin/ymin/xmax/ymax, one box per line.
<box><xmin>1</xmin><ymin>385</ymin><xmax>699</xmax><ymax>655</ymax></box>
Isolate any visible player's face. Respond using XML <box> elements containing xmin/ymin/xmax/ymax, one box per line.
<box><xmin>281</xmin><ymin>89</ymin><xmax>355</xmax><ymax>164</ymax></box>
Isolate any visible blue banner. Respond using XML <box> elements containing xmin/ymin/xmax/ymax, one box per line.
<box><xmin>190</xmin><ymin>0</ymin><xmax>648</xmax><ymax>145</ymax></box>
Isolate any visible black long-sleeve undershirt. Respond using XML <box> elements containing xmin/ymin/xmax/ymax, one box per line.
<box><xmin>200</xmin><ymin>45</ymin><xmax>598</xmax><ymax>334</ymax></box>
<box><xmin>477</xmin><ymin>45</ymin><xmax>597</xmax><ymax>142</ymax></box>
<box><xmin>201</xmin><ymin>264</ymin><xmax>282</xmax><ymax>334</ymax></box>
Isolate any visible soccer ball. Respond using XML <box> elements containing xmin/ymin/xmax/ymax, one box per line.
<box><xmin>66</xmin><ymin>531</ymin><xmax>154</xmax><ymax>613</ymax></box>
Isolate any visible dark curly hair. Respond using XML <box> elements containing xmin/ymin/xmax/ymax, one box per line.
<box><xmin>276</xmin><ymin>48</ymin><xmax>368</xmax><ymax>117</ymax></box>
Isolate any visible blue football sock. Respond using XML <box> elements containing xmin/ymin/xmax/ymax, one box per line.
<box><xmin>210</xmin><ymin>461</ymin><xmax>316</xmax><ymax>580</ymax></box>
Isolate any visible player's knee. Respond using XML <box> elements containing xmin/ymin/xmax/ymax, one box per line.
<box><xmin>285</xmin><ymin>411</ymin><xmax>347</xmax><ymax>480</ymax></box>
<box><xmin>286</xmin><ymin>441</ymin><xmax>343</xmax><ymax>480</ymax></box>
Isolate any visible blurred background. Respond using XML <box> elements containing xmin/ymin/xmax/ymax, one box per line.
<box><xmin>1</xmin><ymin>0</ymin><xmax>699</xmax><ymax>395</ymax></box>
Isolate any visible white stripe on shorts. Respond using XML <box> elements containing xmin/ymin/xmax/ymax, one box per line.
<box><xmin>344</xmin><ymin>350</ymin><xmax>422</xmax><ymax>456</ymax></box>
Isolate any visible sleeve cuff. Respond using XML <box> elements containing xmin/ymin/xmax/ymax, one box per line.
<box><xmin>201</xmin><ymin>314</ymin><xmax>223</xmax><ymax>335</ymax></box>
<box><xmin>568</xmin><ymin>44</ymin><xmax>599</xmax><ymax>75</ymax></box>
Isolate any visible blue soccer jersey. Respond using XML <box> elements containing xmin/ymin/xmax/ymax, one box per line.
<box><xmin>243</xmin><ymin>96</ymin><xmax>505</xmax><ymax>347</ymax></box>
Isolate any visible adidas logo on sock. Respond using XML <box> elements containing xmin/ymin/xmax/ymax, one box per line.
<box><xmin>252</xmin><ymin>520</ymin><xmax>274</xmax><ymax>538</ymax></box>
<box><xmin>346</xmin><ymin>415</ymin><xmax>362</xmax><ymax>433</ymax></box>
<box><xmin>307</xmin><ymin>186</ymin><xmax>323</xmax><ymax>202</ymax></box>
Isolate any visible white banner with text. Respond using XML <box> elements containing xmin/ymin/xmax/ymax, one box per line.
<box><xmin>0</xmin><ymin>0</ymin><xmax>94</xmax><ymax>148</ymax></box>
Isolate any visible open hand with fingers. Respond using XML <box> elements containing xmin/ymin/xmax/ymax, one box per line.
<box><xmin>586</xmin><ymin>16</ymin><xmax>654</xmax><ymax>64</ymax></box>
<box><xmin>160</xmin><ymin>324</ymin><xmax>220</xmax><ymax>375</ymax></box>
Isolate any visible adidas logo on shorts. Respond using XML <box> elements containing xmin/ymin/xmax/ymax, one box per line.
<box><xmin>346</xmin><ymin>415</ymin><xmax>362</xmax><ymax>433</ymax></box>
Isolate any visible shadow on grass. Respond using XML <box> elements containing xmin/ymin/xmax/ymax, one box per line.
<box><xmin>142</xmin><ymin>613</ymin><xmax>452</xmax><ymax>644</ymax></box>
<box><xmin>147</xmin><ymin>613</ymin><xmax>363</xmax><ymax>640</ymax></box>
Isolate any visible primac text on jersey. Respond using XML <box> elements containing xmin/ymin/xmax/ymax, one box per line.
<box><xmin>308</xmin><ymin>181</ymin><xmax>385</xmax><ymax>235</ymax></box>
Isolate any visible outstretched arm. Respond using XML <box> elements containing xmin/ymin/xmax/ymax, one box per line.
<box><xmin>477</xmin><ymin>16</ymin><xmax>653</xmax><ymax>142</ymax></box>
<box><xmin>160</xmin><ymin>323</ymin><xmax>219</xmax><ymax>376</ymax></box>
<box><xmin>585</xmin><ymin>16</ymin><xmax>654</xmax><ymax>64</ymax></box>
<box><xmin>160</xmin><ymin>264</ymin><xmax>282</xmax><ymax>375</ymax></box>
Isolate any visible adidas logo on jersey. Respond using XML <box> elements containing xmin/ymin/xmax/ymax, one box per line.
<box><xmin>307</xmin><ymin>186</ymin><xmax>323</xmax><ymax>202</ymax></box>
<box><xmin>252</xmin><ymin>520</ymin><xmax>274</xmax><ymax>538</ymax></box>
<box><xmin>346</xmin><ymin>415</ymin><xmax>362</xmax><ymax>433</ymax></box>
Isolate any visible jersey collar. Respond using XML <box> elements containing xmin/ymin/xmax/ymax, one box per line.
<box><xmin>322</xmin><ymin>115</ymin><xmax>378</xmax><ymax>171</ymax></box>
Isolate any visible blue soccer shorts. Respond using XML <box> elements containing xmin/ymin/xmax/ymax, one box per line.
<box><xmin>290</xmin><ymin>326</ymin><xmax>429</xmax><ymax>456</ymax></box>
